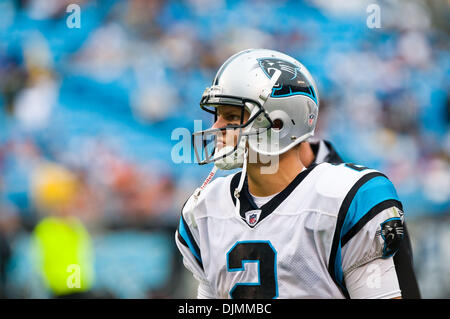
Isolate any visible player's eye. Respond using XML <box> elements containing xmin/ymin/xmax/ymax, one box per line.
<box><xmin>224</xmin><ymin>114</ymin><xmax>241</xmax><ymax>122</ymax></box>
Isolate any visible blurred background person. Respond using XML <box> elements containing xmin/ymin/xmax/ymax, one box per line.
<box><xmin>30</xmin><ymin>162</ymin><xmax>94</xmax><ymax>298</ymax></box>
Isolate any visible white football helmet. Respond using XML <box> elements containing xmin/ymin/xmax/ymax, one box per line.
<box><xmin>192</xmin><ymin>48</ymin><xmax>319</xmax><ymax>170</ymax></box>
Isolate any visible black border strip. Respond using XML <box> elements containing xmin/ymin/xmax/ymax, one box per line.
<box><xmin>327</xmin><ymin>172</ymin><xmax>387</xmax><ymax>298</ymax></box>
<box><xmin>341</xmin><ymin>199</ymin><xmax>403</xmax><ymax>247</ymax></box>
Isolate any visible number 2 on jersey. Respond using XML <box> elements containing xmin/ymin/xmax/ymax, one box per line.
<box><xmin>226</xmin><ymin>241</ymin><xmax>278</xmax><ymax>299</ymax></box>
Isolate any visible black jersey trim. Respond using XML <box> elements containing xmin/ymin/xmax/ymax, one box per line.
<box><xmin>177</xmin><ymin>213</ymin><xmax>203</xmax><ymax>270</ymax></box>
<box><xmin>341</xmin><ymin>199</ymin><xmax>403</xmax><ymax>247</ymax></box>
<box><xmin>230</xmin><ymin>164</ymin><xmax>318</xmax><ymax>227</ymax></box>
<box><xmin>176</xmin><ymin>229</ymin><xmax>188</xmax><ymax>247</ymax></box>
<box><xmin>177</xmin><ymin>198</ymin><xmax>190</xmax><ymax>248</ymax></box>
<box><xmin>328</xmin><ymin>171</ymin><xmax>387</xmax><ymax>299</ymax></box>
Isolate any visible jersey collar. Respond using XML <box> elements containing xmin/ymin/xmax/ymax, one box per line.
<box><xmin>230</xmin><ymin>164</ymin><xmax>318</xmax><ymax>227</ymax></box>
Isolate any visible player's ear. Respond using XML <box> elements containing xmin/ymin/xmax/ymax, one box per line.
<box><xmin>298</xmin><ymin>142</ymin><xmax>315</xmax><ymax>167</ymax></box>
<box><xmin>295</xmin><ymin>142</ymin><xmax>304</xmax><ymax>149</ymax></box>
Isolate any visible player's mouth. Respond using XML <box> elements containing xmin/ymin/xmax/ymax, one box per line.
<box><xmin>216</xmin><ymin>132</ymin><xmax>241</xmax><ymax>150</ymax></box>
<box><xmin>216</xmin><ymin>140</ymin><xmax>225</xmax><ymax>149</ymax></box>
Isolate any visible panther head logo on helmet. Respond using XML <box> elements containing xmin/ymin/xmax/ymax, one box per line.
<box><xmin>258</xmin><ymin>58</ymin><xmax>317</xmax><ymax>103</ymax></box>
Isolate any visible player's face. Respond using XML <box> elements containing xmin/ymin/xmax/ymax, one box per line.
<box><xmin>211</xmin><ymin>106</ymin><xmax>250</xmax><ymax>151</ymax></box>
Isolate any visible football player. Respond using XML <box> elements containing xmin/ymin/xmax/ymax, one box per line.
<box><xmin>176</xmin><ymin>49</ymin><xmax>409</xmax><ymax>299</ymax></box>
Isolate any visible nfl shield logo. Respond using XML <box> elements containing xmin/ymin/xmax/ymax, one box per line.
<box><xmin>308</xmin><ymin>114</ymin><xmax>315</xmax><ymax>126</ymax></box>
<box><xmin>245</xmin><ymin>210</ymin><xmax>262</xmax><ymax>227</ymax></box>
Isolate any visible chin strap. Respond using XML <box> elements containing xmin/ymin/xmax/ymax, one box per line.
<box><xmin>193</xmin><ymin>165</ymin><xmax>218</xmax><ymax>201</ymax></box>
<box><xmin>192</xmin><ymin>137</ymin><xmax>249</xmax><ymax>219</ymax></box>
<box><xmin>233</xmin><ymin>147</ymin><xmax>249</xmax><ymax>218</ymax></box>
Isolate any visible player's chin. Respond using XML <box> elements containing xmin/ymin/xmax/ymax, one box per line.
<box><xmin>215</xmin><ymin>143</ymin><xmax>239</xmax><ymax>159</ymax></box>
<box><xmin>216</xmin><ymin>141</ymin><xmax>226</xmax><ymax>150</ymax></box>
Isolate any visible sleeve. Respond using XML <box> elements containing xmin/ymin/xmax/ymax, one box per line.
<box><xmin>197</xmin><ymin>281</ymin><xmax>216</xmax><ymax>299</ymax></box>
<box><xmin>344</xmin><ymin>256</ymin><xmax>401</xmax><ymax>299</ymax></box>
<box><xmin>328</xmin><ymin>173</ymin><xmax>406</xmax><ymax>298</ymax></box>
<box><xmin>175</xmin><ymin>208</ymin><xmax>216</xmax><ymax>298</ymax></box>
<box><xmin>341</xmin><ymin>206</ymin><xmax>404</xmax><ymax>298</ymax></box>
<box><xmin>341</xmin><ymin>205</ymin><xmax>405</xmax><ymax>272</ymax></box>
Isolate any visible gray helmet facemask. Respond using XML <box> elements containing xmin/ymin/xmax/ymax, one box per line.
<box><xmin>192</xmin><ymin>68</ymin><xmax>281</xmax><ymax>170</ymax></box>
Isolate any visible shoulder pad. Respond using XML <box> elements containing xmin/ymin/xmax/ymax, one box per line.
<box><xmin>181</xmin><ymin>173</ymin><xmax>235</xmax><ymax>227</ymax></box>
<box><xmin>315</xmin><ymin>163</ymin><xmax>380</xmax><ymax>199</ymax></box>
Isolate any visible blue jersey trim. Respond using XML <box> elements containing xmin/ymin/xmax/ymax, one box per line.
<box><xmin>341</xmin><ymin>176</ymin><xmax>400</xmax><ymax>241</ymax></box>
<box><xmin>178</xmin><ymin>215</ymin><xmax>202</xmax><ymax>265</ymax></box>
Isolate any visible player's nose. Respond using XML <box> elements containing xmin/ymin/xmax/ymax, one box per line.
<box><xmin>211</xmin><ymin>115</ymin><xmax>227</xmax><ymax>130</ymax></box>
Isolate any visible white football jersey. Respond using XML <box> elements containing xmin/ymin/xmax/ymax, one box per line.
<box><xmin>175</xmin><ymin>162</ymin><xmax>404</xmax><ymax>299</ymax></box>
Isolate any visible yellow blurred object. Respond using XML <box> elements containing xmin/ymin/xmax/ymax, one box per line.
<box><xmin>31</xmin><ymin>162</ymin><xmax>80</xmax><ymax>212</ymax></box>
<box><xmin>32</xmin><ymin>216</ymin><xmax>95</xmax><ymax>297</ymax></box>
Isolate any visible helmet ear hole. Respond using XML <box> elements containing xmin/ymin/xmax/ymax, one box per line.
<box><xmin>272</xmin><ymin>119</ymin><xmax>283</xmax><ymax>130</ymax></box>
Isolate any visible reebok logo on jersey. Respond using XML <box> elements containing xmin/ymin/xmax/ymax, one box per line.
<box><xmin>245</xmin><ymin>210</ymin><xmax>262</xmax><ymax>227</ymax></box>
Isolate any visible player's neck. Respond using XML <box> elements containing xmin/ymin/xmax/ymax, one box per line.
<box><xmin>246</xmin><ymin>149</ymin><xmax>304</xmax><ymax>197</ymax></box>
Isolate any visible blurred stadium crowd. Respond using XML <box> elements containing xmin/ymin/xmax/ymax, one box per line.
<box><xmin>0</xmin><ymin>0</ymin><xmax>449</xmax><ymax>298</ymax></box>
